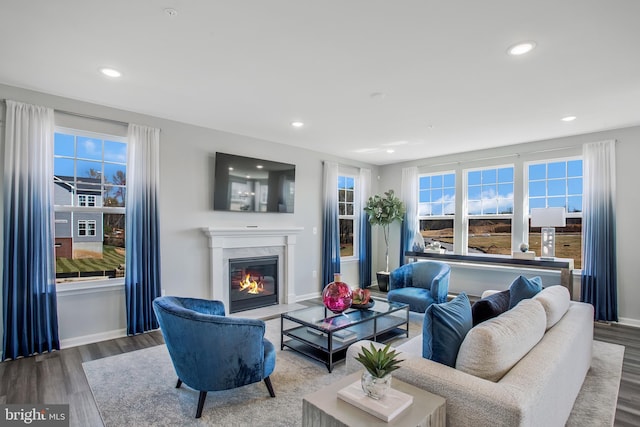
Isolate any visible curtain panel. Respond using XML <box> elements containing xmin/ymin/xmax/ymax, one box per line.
<box><xmin>125</xmin><ymin>124</ymin><xmax>162</xmax><ymax>335</ymax></box>
<box><xmin>2</xmin><ymin>100</ymin><xmax>60</xmax><ymax>360</ymax></box>
<box><xmin>581</xmin><ymin>140</ymin><xmax>618</xmax><ymax>321</ymax></box>
<box><xmin>400</xmin><ymin>167</ymin><xmax>418</xmax><ymax>266</ymax></box>
<box><xmin>321</xmin><ymin>161</ymin><xmax>340</xmax><ymax>287</ymax></box>
<box><xmin>358</xmin><ymin>168</ymin><xmax>372</xmax><ymax>288</ymax></box>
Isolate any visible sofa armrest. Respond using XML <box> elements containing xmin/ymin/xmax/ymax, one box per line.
<box><xmin>346</xmin><ymin>340</ymin><xmax>525</xmax><ymax>427</ymax></box>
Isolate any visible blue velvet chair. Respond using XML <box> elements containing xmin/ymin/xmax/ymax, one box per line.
<box><xmin>387</xmin><ymin>261</ymin><xmax>451</xmax><ymax>313</ymax></box>
<box><xmin>152</xmin><ymin>296</ymin><xmax>276</xmax><ymax>418</ymax></box>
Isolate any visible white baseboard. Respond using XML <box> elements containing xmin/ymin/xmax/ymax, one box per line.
<box><xmin>617</xmin><ymin>317</ymin><xmax>640</xmax><ymax>328</ymax></box>
<box><xmin>294</xmin><ymin>291</ymin><xmax>322</xmax><ymax>302</ymax></box>
<box><xmin>60</xmin><ymin>328</ymin><xmax>127</xmax><ymax>349</ymax></box>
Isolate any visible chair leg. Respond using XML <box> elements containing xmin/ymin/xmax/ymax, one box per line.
<box><xmin>176</xmin><ymin>379</ymin><xmax>182</xmax><ymax>388</ymax></box>
<box><xmin>264</xmin><ymin>376</ymin><xmax>276</xmax><ymax>397</ymax></box>
<box><xmin>195</xmin><ymin>391</ymin><xmax>207</xmax><ymax>418</ymax></box>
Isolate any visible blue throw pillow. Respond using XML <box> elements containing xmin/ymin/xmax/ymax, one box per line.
<box><xmin>508</xmin><ymin>275</ymin><xmax>543</xmax><ymax>308</ymax></box>
<box><xmin>422</xmin><ymin>293</ymin><xmax>473</xmax><ymax>367</ymax></box>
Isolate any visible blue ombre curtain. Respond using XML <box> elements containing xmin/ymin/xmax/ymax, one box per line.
<box><xmin>581</xmin><ymin>140</ymin><xmax>618</xmax><ymax>321</ymax></box>
<box><xmin>125</xmin><ymin>123</ymin><xmax>162</xmax><ymax>335</ymax></box>
<box><xmin>358</xmin><ymin>168</ymin><xmax>372</xmax><ymax>288</ymax></box>
<box><xmin>2</xmin><ymin>100</ymin><xmax>59</xmax><ymax>360</ymax></box>
<box><xmin>400</xmin><ymin>167</ymin><xmax>418</xmax><ymax>266</ymax></box>
<box><xmin>321</xmin><ymin>161</ymin><xmax>340</xmax><ymax>287</ymax></box>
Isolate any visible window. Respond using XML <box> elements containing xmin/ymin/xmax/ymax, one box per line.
<box><xmin>528</xmin><ymin>159</ymin><xmax>583</xmax><ymax>268</ymax></box>
<box><xmin>466</xmin><ymin>166</ymin><xmax>514</xmax><ymax>255</ymax></box>
<box><xmin>338</xmin><ymin>175</ymin><xmax>356</xmax><ymax>258</ymax></box>
<box><xmin>78</xmin><ymin>220</ymin><xmax>96</xmax><ymax>236</ymax></box>
<box><xmin>53</xmin><ymin>129</ymin><xmax>127</xmax><ymax>282</ymax></box>
<box><xmin>78</xmin><ymin>194</ymin><xmax>97</xmax><ymax>207</ymax></box>
<box><xmin>418</xmin><ymin>172</ymin><xmax>455</xmax><ymax>249</ymax></box>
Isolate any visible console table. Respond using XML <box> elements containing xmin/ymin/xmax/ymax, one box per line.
<box><xmin>404</xmin><ymin>251</ymin><xmax>575</xmax><ymax>298</ymax></box>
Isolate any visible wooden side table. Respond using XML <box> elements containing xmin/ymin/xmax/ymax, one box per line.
<box><xmin>302</xmin><ymin>372</ymin><xmax>446</xmax><ymax>427</ymax></box>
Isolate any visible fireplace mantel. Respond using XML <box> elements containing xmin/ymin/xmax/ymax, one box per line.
<box><xmin>201</xmin><ymin>226</ymin><xmax>303</xmax><ymax>308</ymax></box>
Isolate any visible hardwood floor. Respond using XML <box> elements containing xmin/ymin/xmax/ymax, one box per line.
<box><xmin>0</xmin><ymin>321</ymin><xmax>637</xmax><ymax>426</ymax></box>
<box><xmin>593</xmin><ymin>322</ymin><xmax>640</xmax><ymax>427</ymax></box>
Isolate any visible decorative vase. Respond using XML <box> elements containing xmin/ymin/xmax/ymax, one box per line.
<box><xmin>322</xmin><ymin>273</ymin><xmax>353</xmax><ymax>314</ymax></box>
<box><xmin>361</xmin><ymin>371</ymin><xmax>392</xmax><ymax>400</ymax></box>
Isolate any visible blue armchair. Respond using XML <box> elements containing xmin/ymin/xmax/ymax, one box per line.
<box><xmin>387</xmin><ymin>261</ymin><xmax>451</xmax><ymax>312</ymax></box>
<box><xmin>152</xmin><ymin>296</ymin><xmax>276</xmax><ymax>418</ymax></box>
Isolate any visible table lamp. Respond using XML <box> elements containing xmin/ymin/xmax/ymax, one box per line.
<box><xmin>530</xmin><ymin>207</ymin><xmax>566</xmax><ymax>259</ymax></box>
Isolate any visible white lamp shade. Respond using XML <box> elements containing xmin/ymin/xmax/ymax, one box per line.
<box><xmin>530</xmin><ymin>207</ymin><xmax>567</xmax><ymax>227</ymax></box>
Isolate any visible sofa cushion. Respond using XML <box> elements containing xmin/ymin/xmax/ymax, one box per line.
<box><xmin>456</xmin><ymin>299</ymin><xmax>546</xmax><ymax>382</ymax></box>
<box><xmin>422</xmin><ymin>293</ymin><xmax>473</xmax><ymax>367</ymax></box>
<box><xmin>471</xmin><ymin>289</ymin><xmax>510</xmax><ymax>326</ymax></box>
<box><xmin>508</xmin><ymin>275</ymin><xmax>543</xmax><ymax>308</ymax></box>
<box><xmin>533</xmin><ymin>285</ymin><xmax>571</xmax><ymax>330</ymax></box>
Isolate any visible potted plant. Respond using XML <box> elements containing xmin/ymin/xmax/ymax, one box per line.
<box><xmin>354</xmin><ymin>342</ymin><xmax>404</xmax><ymax>399</ymax></box>
<box><xmin>363</xmin><ymin>189</ymin><xmax>405</xmax><ymax>291</ymax></box>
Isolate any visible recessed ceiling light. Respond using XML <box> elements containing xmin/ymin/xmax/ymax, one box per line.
<box><xmin>291</xmin><ymin>121</ymin><xmax>304</xmax><ymax>128</ymax></box>
<box><xmin>256</xmin><ymin>165</ymin><xmax>263</xmax><ymax>169</ymax></box>
<box><xmin>507</xmin><ymin>41</ymin><xmax>537</xmax><ymax>56</ymax></box>
<box><xmin>100</xmin><ymin>68</ymin><xmax>122</xmax><ymax>78</ymax></box>
<box><xmin>164</xmin><ymin>8</ymin><xmax>178</xmax><ymax>17</ymax></box>
<box><xmin>386</xmin><ymin>149</ymin><xmax>395</xmax><ymax>154</ymax></box>
<box><xmin>561</xmin><ymin>116</ymin><xmax>577</xmax><ymax>122</ymax></box>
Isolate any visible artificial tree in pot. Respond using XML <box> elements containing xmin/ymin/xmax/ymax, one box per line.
<box><xmin>363</xmin><ymin>190</ymin><xmax>405</xmax><ymax>291</ymax></box>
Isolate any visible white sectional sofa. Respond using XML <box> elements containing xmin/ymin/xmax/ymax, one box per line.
<box><xmin>346</xmin><ymin>286</ymin><xmax>594</xmax><ymax>427</ymax></box>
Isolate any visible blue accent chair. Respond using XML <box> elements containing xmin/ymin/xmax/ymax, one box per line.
<box><xmin>387</xmin><ymin>261</ymin><xmax>451</xmax><ymax>313</ymax></box>
<box><xmin>152</xmin><ymin>296</ymin><xmax>276</xmax><ymax>418</ymax></box>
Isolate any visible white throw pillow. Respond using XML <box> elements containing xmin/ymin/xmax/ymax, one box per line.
<box><xmin>533</xmin><ymin>285</ymin><xmax>570</xmax><ymax>330</ymax></box>
<box><xmin>455</xmin><ymin>299</ymin><xmax>546</xmax><ymax>382</ymax></box>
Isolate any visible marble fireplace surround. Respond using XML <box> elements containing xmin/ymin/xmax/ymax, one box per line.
<box><xmin>201</xmin><ymin>226</ymin><xmax>303</xmax><ymax>309</ymax></box>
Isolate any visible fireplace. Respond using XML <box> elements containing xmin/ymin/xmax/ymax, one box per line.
<box><xmin>201</xmin><ymin>226</ymin><xmax>303</xmax><ymax>310</ymax></box>
<box><xmin>229</xmin><ymin>256</ymin><xmax>278</xmax><ymax>313</ymax></box>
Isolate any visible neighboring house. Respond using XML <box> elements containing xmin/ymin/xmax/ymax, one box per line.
<box><xmin>54</xmin><ymin>175</ymin><xmax>104</xmax><ymax>259</ymax></box>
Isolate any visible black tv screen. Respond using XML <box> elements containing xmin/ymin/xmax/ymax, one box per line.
<box><xmin>213</xmin><ymin>152</ymin><xmax>296</xmax><ymax>213</ymax></box>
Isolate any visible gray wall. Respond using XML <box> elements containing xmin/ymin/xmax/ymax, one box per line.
<box><xmin>0</xmin><ymin>83</ymin><xmax>379</xmax><ymax>348</ymax></box>
<box><xmin>377</xmin><ymin>127</ymin><xmax>640</xmax><ymax>326</ymax></box>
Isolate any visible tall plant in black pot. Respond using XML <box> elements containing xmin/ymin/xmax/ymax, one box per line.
<box><xmin>363</xmin><ymin>190</ymin><xmax>405</xmax><ymax>291</ymax></box>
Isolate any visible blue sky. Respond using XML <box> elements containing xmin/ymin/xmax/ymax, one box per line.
<box><xmin>54</xmin><ymin>133</ymin><xmax>127</xmax><ymax>184</ymax></box>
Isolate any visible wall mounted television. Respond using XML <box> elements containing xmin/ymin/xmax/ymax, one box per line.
<box><xmin>213</xmin><ymin>152</ymin><xmax>296</xmax><ymax>213</ymax></box>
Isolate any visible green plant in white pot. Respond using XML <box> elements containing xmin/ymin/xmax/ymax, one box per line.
<box><xmin>363</xmin><ymin>189</ymin><xmax>405</xmax><ymax>291</ymax></box>
<box><xmin>355</xmin><ymin>342</ymin><xmax>404</xmax><ymax>399</ymax></box>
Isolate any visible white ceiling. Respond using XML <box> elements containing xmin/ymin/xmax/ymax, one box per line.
<box><xmin>2</xmin><ymin>1</ymin><xmax>639</xmax><ymax>165</ymax></box>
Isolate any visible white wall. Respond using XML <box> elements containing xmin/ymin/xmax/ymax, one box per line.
<box><xmin>377</xmin><ymin>128</ymin><xmax>640</xmax><ymax>326</ymax></box>
<box><xmin>0</xmin><ymin>83</ymin><xmax>379</xmax><ymax>348</ymax></box>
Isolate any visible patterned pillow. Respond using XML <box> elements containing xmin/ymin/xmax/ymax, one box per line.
<box><xmin>422</xmin><ymin>293</ymin><xmax>473</xmax><ymax>367</ymax></box>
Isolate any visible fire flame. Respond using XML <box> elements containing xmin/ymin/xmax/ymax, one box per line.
<box><xmin>239</xmin><ymin>274</ymin><xmax>263</xmax><ymax>294</ymax></box>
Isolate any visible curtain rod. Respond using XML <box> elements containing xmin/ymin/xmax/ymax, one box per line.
<box><xmin>55</xmin><ymin>109</ymin><xmax>129</xmax><ymax>127</ymax></box>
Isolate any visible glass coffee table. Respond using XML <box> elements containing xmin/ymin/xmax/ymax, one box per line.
<box><xmin>280</xmin><ymin>299</ymin><xmax>409</xmax><ymax>372</ymax></box>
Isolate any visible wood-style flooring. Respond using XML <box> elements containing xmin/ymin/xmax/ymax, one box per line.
<box><xmin>0</xmin><ymin>321</ymin><xmax>637</xmax><ymax>426</ymax></box>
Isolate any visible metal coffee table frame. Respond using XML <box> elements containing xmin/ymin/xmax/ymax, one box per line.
<box><xmin>280</xmin><ymin>299</ymin><xmax>409</xmax><ymax>372</ymax></box>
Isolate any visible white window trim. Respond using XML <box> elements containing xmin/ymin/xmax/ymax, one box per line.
<box><xmin>78</xmin><ymin>219</ymin><xmax>97</xmax><ymax>236</ymax></box>
<box><xmin>54</xmin><ymin>126</ymin><xmax>127</xmax><ymax>286</ymax></box>
<box><xmin>338</xmin><ymin>173</ymin><xmax>359</xmax><ymax>261</ymax></box>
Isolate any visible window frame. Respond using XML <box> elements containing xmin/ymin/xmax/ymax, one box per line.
<box><xmin>525</xmin><ymin>156</ymin><xmax>583</xmax><ymax>267</ymax></box>
<box><xmin>53</xmin><ymin>127</ymin><xmax>127</xmax><ymax>286</ymax></box>
<box><xmin>417</xmin><ymin>171</ymin><xmax>456</xmax><ymax>249</ymax></box>
<box><xmin>337</xmin><ymin>173</ymin><xmax>358</xmax><ymax>261</ymax></box>
<box><xmin>77</xmin><ymin>219</ymin><xmax>97</xmax><ymax>237</ymax></box>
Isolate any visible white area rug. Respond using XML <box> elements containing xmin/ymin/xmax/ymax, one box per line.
<box><xmin>83</xmin><ymin>315</ymin><xmax>623</xmax><ymax>426</ymax></box>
